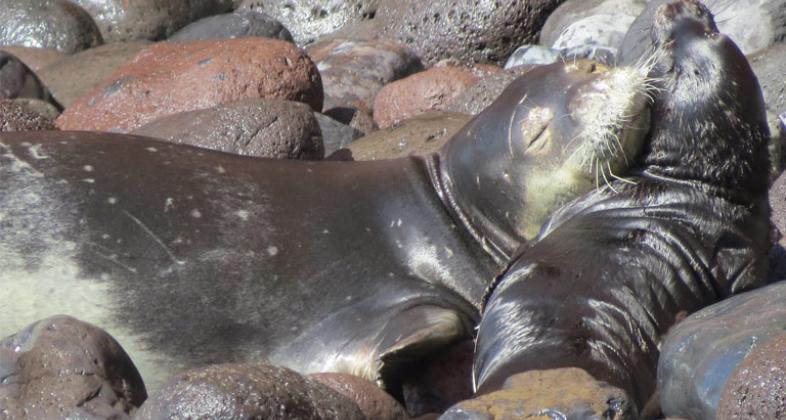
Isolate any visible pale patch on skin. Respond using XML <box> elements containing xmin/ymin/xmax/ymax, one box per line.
<box><xmin>0</xmin><ymin>148</ymin><xmax>177</xmax><ymax>391</ymax></box>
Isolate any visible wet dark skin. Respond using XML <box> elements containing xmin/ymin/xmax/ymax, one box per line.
<box><xmin>474</xmin><ymin>0</ymin><xmax>771</xmax><ymax>412</ymax></box>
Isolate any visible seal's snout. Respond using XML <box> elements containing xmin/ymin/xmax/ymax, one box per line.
<box><xmin>653</xmin><ymin>0</ymin><xmax>718</xmax><ymax>45</ymax></box>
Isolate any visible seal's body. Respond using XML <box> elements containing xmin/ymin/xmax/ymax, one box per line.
<box><xmin>474</xmin><ymin>0</ymin><xmax>771</xmax><ymax>410</ymax></box>
<box><xmin>0</xmin><ymin>59</ymin><xmax>653</xmax><ymax>392</ymax></box>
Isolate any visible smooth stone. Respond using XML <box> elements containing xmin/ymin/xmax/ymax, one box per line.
<box><xmin>131</xmin><ymin>98</ymin><xmax>324</xmax><ymax>160</ymax></box>
<box><xmin>56</xmin><ymin>38</ymin><xmax>323</xmax><ymax>133</ymax></box>
<box><xmin>550</xmin><ymin>13</ymin><xmax>635</xmax><ymax>59</ymax></box>
<box><xmin>0</xmin><ymin>0</ymin><xmax>103</xmax><ymax>54</ymax></box>
<box><xmin>168</xmin><ymin>10</ymin><xmax>294</xmax><ymax>43</ymax></box>
<box><xmin>37</xmin><ymin>41</ymin><xmax>150</xmax><ymax>108</ymax></box>
<box><xmin>439</xmin><ymin>368</ymin><xmax>635</xmax><ymax>420</ymax></box>
<box><xmin>658</xmin><ymin>281</ymin><xmax>786</xmax><ymax>420</ymax></box>
<box><xmin>314</xmin><ymin>112</ymin><xmax>363</xmax><ymax>156</ymax></box>
<box><xmin>66</xmin><ymin>0</ymin><xmax>237</xmax><ymax>43</ymax></box>
<box><xmin>373</xmin><ymin>64</ymin><xmax>497</xmax><ymax>129</ymax></box>
<box><xmin>135</xmin><ymin>363</ymin><xmax>365</xmax><ymax>419</ymax></box>
<box><xmin>311</xmin><ymin>373</ymin><xmax>410</xmax><ymax>420</ymax></box>
<box><xmin>504</xmin><ymin>44</ymin><xmax>561</xmax><ymax>69</ymax></box>
<box><xmin>0</xmin><ymin>315</ymin><xmax>146</xmax><ymax>419</ymax></box>
<box><xmin>0</xmin><ymin>99</ymin><xmax>56</xmax><ymax>131</ymax></box>
<box><xmin>346</xmin><ymin>111</ymin><xmax>471</xmax><ymax>160</ymax></box>
<box><xmin>239</xmin><ymin>0</ymin><xmax>378</xmax><ymax>46</ymax></box>
<box><xmin>0</xmin><ymin>51</ymin><xmax>60</xmax><ymax>110</ymax></box>
<box><xmin>717</xmin><ymin>332</ymin><xmax>786</xmax><ymax>419</ymax></box>
<box><xmin>540</xmin><ymin>0</ymin><xmax>646</xmax><ymax>48</ymax></box>
<box><xmin>307</xmin><ymin>38</ymin><xmax>423</xmax><ymax>117</ymax></box>
<box><xmin>0</xmin><ymin>46</ymin><xmax>65</xmax><ymax>71</ymax></box>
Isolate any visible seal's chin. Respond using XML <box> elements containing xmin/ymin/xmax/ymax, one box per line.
<box><xmin>565</xmin><ymin>65</ymin><xmax>656</xmax><ymax>188</ymax></box>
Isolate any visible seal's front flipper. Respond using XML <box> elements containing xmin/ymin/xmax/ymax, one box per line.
<box><xmin>375</xmin><ymin>305</ymin><xmax>472</xmax><ymax>395</ymax></box>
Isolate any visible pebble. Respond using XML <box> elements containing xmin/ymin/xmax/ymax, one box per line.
<box><xmin>168</xmin><ymin>9</ymin><xmax>294</xmax><ymax>43</ymax></box>
<box><xmin>131</xmin><ymin>98</ymin><xmax>324</xmax><ymax>160</ymax></box>
<box><xmin>0</xmin><ymin>51</ymin><xmax>61</xmax><ymax>110</ymax></box>
<box><xmin>0</xmin><ymin>0</ymin><xmax>103</xmax><ymax>54</ymax></box>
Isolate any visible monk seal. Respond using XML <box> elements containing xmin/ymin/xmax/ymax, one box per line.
<box><xmin>0</xmin><ymin>59</ymin><xmax>653</xmax><ymax>394</ymax></box>
<box><xmin>473</xmin><ymin>0</ymin><xmax>771</xmax><ymax>412</ymax></box>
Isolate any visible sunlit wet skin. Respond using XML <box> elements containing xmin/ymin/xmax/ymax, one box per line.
<box><xmin>473</xmin><ymin>0</ymin><xmax>771</xmax><ymax>411</ymax></box>
<box><xmin>0</xmin><ymin>58</ymin><xmax>655</xmax><ymax>395</ymax></box>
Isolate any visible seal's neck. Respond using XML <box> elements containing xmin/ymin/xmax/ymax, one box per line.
<box><xmin>425</xmin><ymin>154</ymin><xmax>515</xmax><ymax>267</ymax></box>
<box><xmin>641</xmin><ymin>48</ymin><xmax>770</xmax><ymax>203</ymax></box>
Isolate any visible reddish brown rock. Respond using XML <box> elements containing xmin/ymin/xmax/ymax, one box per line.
<box><xmin>131</xmin><ymin>98</ymin><xmax>324</xmax><ymax>159</ymax></box>
<box><xmin>311</xmin><ymin>373</ymin><xmax>409</xmax><ymax>420</ymax></box>
<box><xmin>373</xmin><ymin>64</ymin><xmax>499</xmax><ymax>129</ymax></box>
<box><xmin>347</xmin><ymin>111</ymin><xmax>471</xmax><ymax>160</ymax></box>
<box><xmin>0</xmin><ymin>99</ymin><xmax>56</xmax><ymax>131</ymax></box>
<box><xmin>717</xmin><ymin>332</ymin><xmax>786</xmax><ymax>420</ymax></box>
<box><xmin>38</xmin><ymin>41</ymin><xmax>150</xmax><ymax>108</ymax></box>
<box><xmin>0</xmin><ymin>46</ymin><xmax>66</xmax><ymax>71</ymax></box>
<box><xmin>135</xmin><ymin>363</ymin><xmax>365</xmax><ymax>420</ymax></box>
<box><xmin>56</xmin><ymin>38</ymin><xmax>323</xmax><ymax>133</ymax></box>
<box><xmin>0</xmin><ymin>315</ymin><xmax>146</xmax><ymax>419</ymax></box>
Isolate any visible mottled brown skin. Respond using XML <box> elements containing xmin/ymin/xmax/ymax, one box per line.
<box><xmin>474</xmin><ymin>0</ymin><xmax>771</xmax><ymax>412</ymax></box>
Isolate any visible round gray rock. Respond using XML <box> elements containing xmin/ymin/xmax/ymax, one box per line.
<box><xmin>135</xmin><ymin>363</ymin><xmax>366</xmax><ymax>419</ymax></box>
<box><xmin>314</xmin><ymin>112</ymin><xmax>363</xmax><ymax>156</ymax></box>
<box><xmin>658</xmin><ymin>282</ymin><xmax>786</xmax><ymax>420</ymax></box>
<box><xmin>540</xmin><ymin>0</ymin><xmax>646</xmax><ymax>48</ymax></box>
<box><xmin>239</xmin><ymin>0</ymin><xmax>378</xmax><ymax>46</ymax></box>
<box><xmin>504</xmin><ymin>44</ymin><xmax>561</xmax><ymax>69</ymax></box>
<box><xmin>0</xmin><ymin>51</ymin><xmax>61</xmax><ymax>110</ymax></box>
<box><xmin>0</xmin><ymin>0</ymin><xmax>103</xmax><ymax>54</ymax></box>
<box><xmin>0</xmin><ymin>315</ymin><xmax>147</xmax><ymax>419</ymax></box>
<box><xmin>131</xmin><ymin>98</ymin><xmax>324</xmax><ymax>160</ymax></box>
<box><xmin>66</xmin><ymin>0</ymin><xmax>238</xmax><ymax>42</ymax></box>
<box><xmin>366</xmin><ymin>0</ymin><xmax>565</xmax><ymax>66</ymax></box>
<box><xmin>168</xmin><ymin>10</ymin><xmax>294</xmax><ymax>43</ymax></box>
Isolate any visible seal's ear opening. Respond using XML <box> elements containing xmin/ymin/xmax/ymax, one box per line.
<box><xmin>374</xmin><ymin>305</ymin><xmax>473</xmax><ymax>413</ymax></box>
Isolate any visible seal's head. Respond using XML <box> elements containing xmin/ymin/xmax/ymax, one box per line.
<box><xmin>644</xmin><ymin>0</ymin><xmax>770</xmax><ymax>197</ymax></box>
<box><xmin>438</xmin><ymin>59</ymin><xmax>656</xmax><ymax>261</ymax></box>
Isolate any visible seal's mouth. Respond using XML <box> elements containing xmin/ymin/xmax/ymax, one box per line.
<box><xmin>564</xmin><ymin>58</ymin><xmax>661</xmax><ymax>190</ymax></box>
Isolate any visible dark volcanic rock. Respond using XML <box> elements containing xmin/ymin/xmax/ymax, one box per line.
<box><xmin>66</xmin><ymin>0</ymin><xmax>238</xmax><ymax>43</ymax></box>
<box><xmin>238</xmin><ymin>0</ymin><xmax>379</xmax><ymax>46</ymax></box>
<box><xmin>0</xmin><ymin>315</ymin><xmax>146</xmax><ymax>419</ymax></box>
<box><xmin>135</xmin><ymin>363</ymin><xmax>365</xmax><ymax>420</ymax></box>
<box><xmin>347</xmin><ymin>111</ymin><xmax>471</xmax><ymax>160</ymax></box>
<box><xmin>307</xmin><ymin>38</ymin><xmax>423</xmax><ymax>117</ymax></box>
<box><xmin>0</xmin><ymin>51</ymin><xmax>60</xmax><ymax>110</ymax></box>
<box><xmin>168</xmin><ymin>10</ymin><xmax>294</xmax><ymax>43</ymax></box>
<box><xmin>131</xmin><ymin>99</ymin><xmax>324</xmax><ymax>160</ymax></box>
<box><xmin>0</xmin><ymin>99</ymin><xmax>56</xmax><ymax>131</ymax></box>
<box><xmin>37</xmin><ymin>41</ymin><xmax>150</xmax><ymax>108</ymax></box>
<box><xmin>717</xmin><ymin>332</ymin><xmax>786</xmax><ymax>420</ymax></box>
<box><xmin>658</xmin><ymin>282</ymin><xmax>786</xmax><ymax>420</ymax></box>
<box><xmin>0</xmin><ymin>0</ymin><xmax>103</xmax><ymax>54</ymax></box>
<box><xmin>346</xmin><ymin>0</ymin><xmax>564</xmax><ymax>66</ymax></box>
<box><xmin>440</xmin><ymin>368</ymin><xmax>635</xmax><ymax>420</ymax></box>
<box><xmin>311</xmin><ymin>373</ymin><xmax>409</xmax><ymax>420</ymax></box>
<box><xmin>314</xmin><ymin>112</ymin><xmax>363</xmax><ymax>156</ymax></box>
<box><xmin>56</xmin><ymin>38</ymin><xmax>323</xmax><ymax>133</ymax></box>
